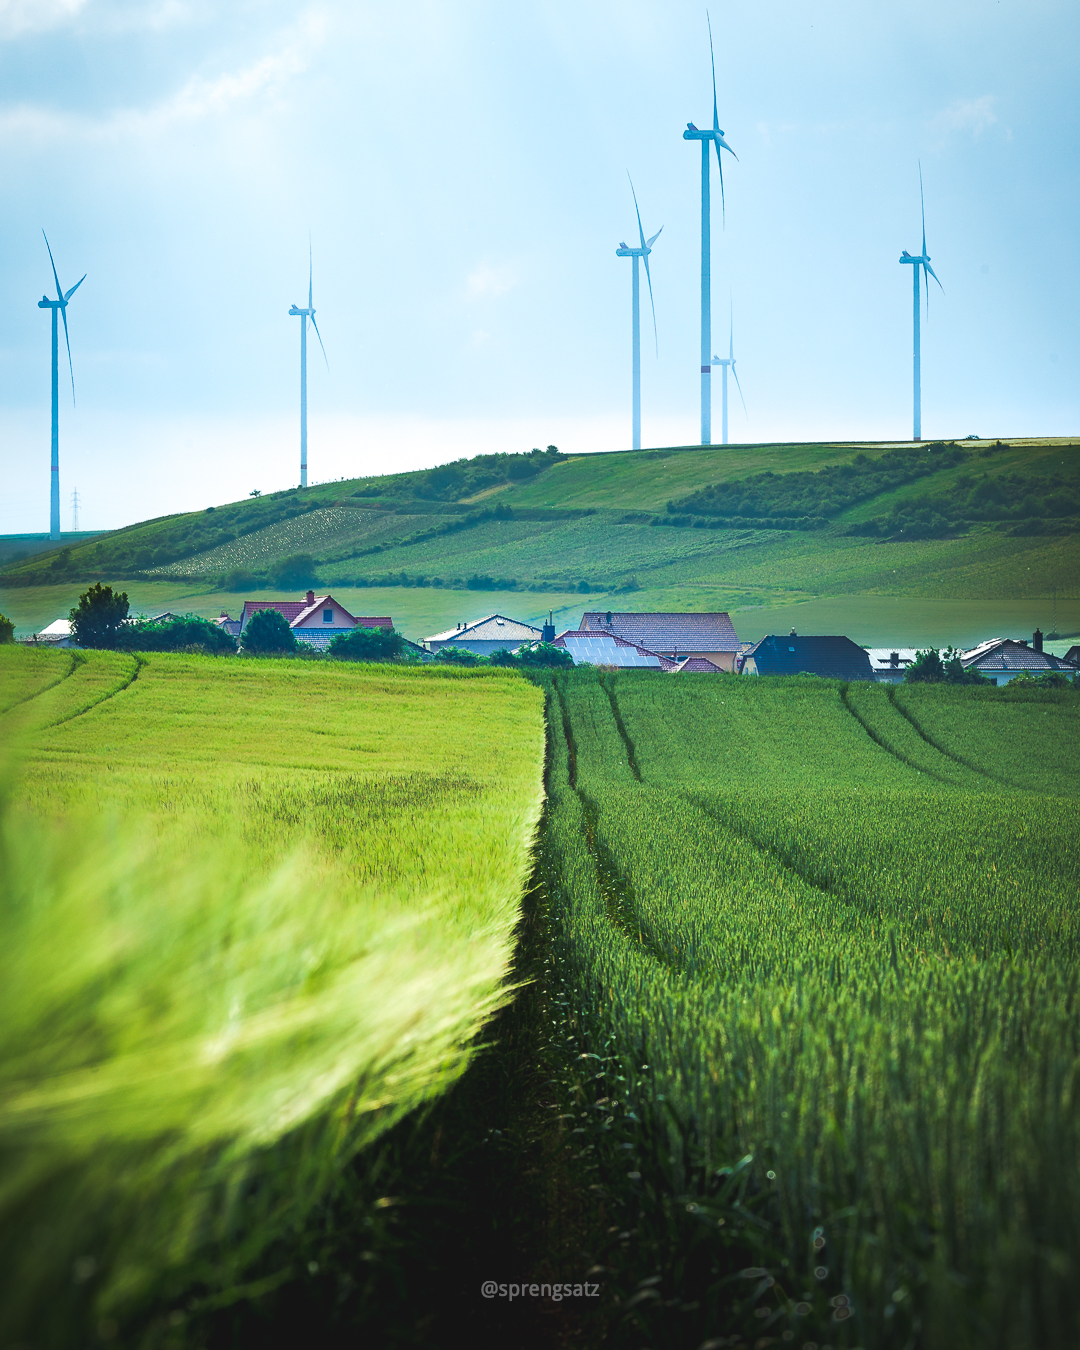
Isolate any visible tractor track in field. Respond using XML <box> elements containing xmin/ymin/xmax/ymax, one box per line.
<box><xmin>45</xmin><ymin>654</ymin><xmax>144</xmax><ymax>729</ymax></box>
<box><xmin>885</xmin><ymin>685</ymin><xmax>1019</xmax><ymax>789</ymax></box>
<box><xmin>0</xmin><ymin>651</ymin><xmax>79</xmax><ymax>716</ymax></box>
<box><xmin>838</xmin><ymin>683</ymin><xmax>956</xmax><ymax>785</ymax></box>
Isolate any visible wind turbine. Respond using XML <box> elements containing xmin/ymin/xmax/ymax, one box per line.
<box><xmin>289</xmin><ymin>243</ymin><xmax>328</xmax><ymax>488</ymax></box>
<box><xmin>710</xmin><ymin>303</ymin><xmax>746</xmax><ymax>445</ymax></box>
<box><xmin>683</xmin><ymin>12</ymin><xmax>737</xmax><ymax>446</ymax></box>
<box><xmin>615</xmin><ymin>177</ymin><xmax>662</xmax><ymax>451</ymax></box>
<box><xmin>38</xmin><ymin>233</ymin><xmax>85</xmax><ymax>541</ymax></box>
<box><xmin>898</xmin><ymin>163</ymin><xmax>943</xmax><ymax>441</ymax></box>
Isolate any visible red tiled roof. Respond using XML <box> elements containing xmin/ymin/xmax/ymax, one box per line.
<box><xmin>672</xmin><ymin>656</ymin><xmax>724</xmax><ymax>673</ymax></box>
<box><xmin>239</xmin><ymin>595</ymin><xmax>392</xmax><ymax>631</ymax></box>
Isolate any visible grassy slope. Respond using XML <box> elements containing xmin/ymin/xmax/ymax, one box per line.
<box><xmin>0</xmin><ymin>647</ymin><xmax>545</xmax><ymax>1341</ymax></box>
<box><xmin>2</xmin><ymin>437</ymin><xmax>1076</xmax><ymax>647</ymax></box>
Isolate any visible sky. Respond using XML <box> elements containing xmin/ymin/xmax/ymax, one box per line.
<box><xmin>0</xmin><ymin>0</ymin><xmax>1077</xmax><ymax>533</ymax></box>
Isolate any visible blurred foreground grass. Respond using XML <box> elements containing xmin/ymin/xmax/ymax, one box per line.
<box><xmin>0</xmin><ymin>648</ymin><xmax>545</xmax><ymax>1345</ymax></box>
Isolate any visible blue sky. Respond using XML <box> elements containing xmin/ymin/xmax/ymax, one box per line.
<box><xmin>1</xmin><ymin>0</ymin><xmax>1077</xmax><ymax>532</ymax></box>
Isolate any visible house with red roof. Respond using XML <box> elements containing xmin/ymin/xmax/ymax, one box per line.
<box><xmin>239</xmin><ymin>591</ymin><xmax>392</xmax><ymax>652</ymax></box>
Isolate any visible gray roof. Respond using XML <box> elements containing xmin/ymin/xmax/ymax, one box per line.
<box><xmin>426</xmin><ymin>613</ymin><xmax>542</xmax><ymax>644</ymax></box>
<box><xmin>745</xmin><ymin>634</ymin><xmax>875</xmax><ymax>680</ymax></box>
<box><xmin>580</xmin><ymin>611</ymin><xmax>740</xmax><ymax>652</ymax></box>
<box><xmin>866</xmin><ymin>647</ymin><xmax>920</xmax><ymax>669</ymax></box>
<box><xmin>962</xmin><ymin>639</ymin><xmax>1080</xmax><ymax>673</ymax></box>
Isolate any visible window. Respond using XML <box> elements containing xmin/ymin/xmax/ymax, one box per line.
<box><xmin>323</xmin><ymin>609</ymin><xmax>334</xmax><ymax>623</ymax></box>
<box><xmin>788</xmin><ymin>646</ymin><xmax>796</xmax><ymax>653</ymax></box>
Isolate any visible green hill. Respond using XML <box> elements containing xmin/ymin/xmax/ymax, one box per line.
<box><xmin>2</xmin><ymin>437</ymin><xmax>1077</xmax><ymax>646</ymax></box>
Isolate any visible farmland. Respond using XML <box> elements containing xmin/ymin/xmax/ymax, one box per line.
<box><xmin>533</xmin><ymin>670</ymin><xmax>1080</xmax><ymax>1348</ymax></box>
<box><xmin>3</xmin><ymin>436</ymin><xmax>1077</xmax><ymax>648</ymax></box>
<box><xmin>0</xmin><ymin>646</ymin><xmax>545</xmax><ymax>1346</ymax></box>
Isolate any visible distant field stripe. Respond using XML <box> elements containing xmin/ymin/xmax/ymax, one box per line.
<box><xmin>45</xmin><ymin>654</ymin><xmax>143</xmax><ymax>728</ymax></box>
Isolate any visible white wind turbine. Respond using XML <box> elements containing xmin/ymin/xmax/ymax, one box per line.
<box><xmin>289</xmin><ymin>243</ymin><xmax>328</xmax><ymax>488</ymax></box>
<box><xmin>898</xmin><ymin>163</ymin><xmax>943</xmax><ymax>441</ymax></box>
<box><xmin>615</xmin><ymin>176</ymin><xmax>662</xmax><ymax>451</ymax></box>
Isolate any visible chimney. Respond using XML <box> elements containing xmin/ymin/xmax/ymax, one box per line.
<box><xmin>890</xmin><ymin>651</ymin><xmax>899</xmax><ymax>666</ymax></box>
<box><xmin>306</xmin><ymin>590</ymin><xmax>315</xmax><ymax>605</ymax></box>
<box><xmin>1033</xmin><ymin>628</ymin><xmax>1043</xmax><ymax>652</ymax></box>
<box><xmin>541</xmin><ymin>609</ymin><xmax>555</xmax><ymax>643</ymax></box>
<box><xmin>790</xmin><ymin>627</ymin><xmax>797</xmax><ymax>637</ymax></box>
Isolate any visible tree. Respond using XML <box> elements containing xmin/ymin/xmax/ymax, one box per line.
<box><xmin>904</xmin><ymin>649</ymin><xmax>945</xmax><ymax>683</ymax></box>
<box><xmin>272</xmin><ymin>554</ymin><xmax>317</xmax><ymax>589</ymax></box>
<box><xmin>941</xmin><ymin>648</ymin><xmax>988</xmax><ymax>685</ymax></box>
<box><xmin>517</xmin><ymin>641</ymin><xmax>573</xmax><ymax>669</ymax></box>
<box><xmin>242</xmin><ymin>608</ymin><xmax>298</xmax><ymax>654</ymax></box>
<box><xmin>69</xmin><ymin>583</ymin><xmax>129</xmax><ymax>649</ymax></box>
<box><xmin>0</xmin><ymin>613</ymin><xmax>13</xmax><ymax>644</ymax></box>
<box><xmin>328</xmin><ymin>626</ymin><xmax>407</xmax><ymax>662</ymax></box>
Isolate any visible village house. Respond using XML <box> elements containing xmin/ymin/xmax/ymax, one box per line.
<box><xmin>424</xmin><ymin>614</ymin><xmax>543</xmax><ymax>656</ymax></box>
<box><xmin>553</xmin><ymin>629</ymin><xmax>675</xmax><ymax>669</ymax></box>
<box><xmin>739</xmin><ymin>632</ymin><xmax>874</xmax><ymax>680</ymax></box>
<box><xmin>239</xmin><ymin>592</ymin><xmax>391</xmax><ymax>651</ymax></box>
<box><xmin>960</xmin><ymin>632</ymin><xmax>1080</xmax><ymax>685</ymax></box>
<box><xmin>865</xmin><ymin>648</ymin><xmax>920</xmax><ymax>683</ymax></box>
<box><xmin>579</xmin><ymin>611</ymin><xmax>741</xmax><ymax>670</ymax></box>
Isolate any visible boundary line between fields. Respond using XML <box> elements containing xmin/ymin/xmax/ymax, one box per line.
<box><xmin>598</xmin><ymin>673</ymin><xmax>642</xmax><ymax>782</ymax></box>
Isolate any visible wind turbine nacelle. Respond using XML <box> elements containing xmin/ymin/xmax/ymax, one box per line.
<box><xmin>899</xmin><ymin>253</ymin><xmax>925</xmax><ymax>265</ymax></box>
<box><xmin>289</xmin><ymin>305</ymin><xmax>303</xmax><ymax>315</ymax></box>
<box><xmin>683</xmin><ymin>127</ymin><xmax>713</xmax><ymax>141</ymax></box>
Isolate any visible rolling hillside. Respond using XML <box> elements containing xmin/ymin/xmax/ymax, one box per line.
<box><xmin>2</xmin><ymin>437</ymin><xmax>1077</xmax><ymax>646</ymax></box>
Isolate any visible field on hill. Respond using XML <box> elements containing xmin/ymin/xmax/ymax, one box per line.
<box><xmin>3</xmin><ymin>437</ymin><xmax>1076</xmax><ymax>649</ymax></box>
<box><xmin>536</xmin><ymin>669</ymin><xmax>1080</xmax><ymax>1348</ymax></box>
<box><xmin>0</xmin><ymin>647</ymin><xmax>545</xmax><ymax>1345</ymax></box>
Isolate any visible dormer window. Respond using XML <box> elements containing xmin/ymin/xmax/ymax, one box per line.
<box><xmin>323</xmin><ymin>609</ymin><xmax>334</xmax><ymax>623</ymax></box>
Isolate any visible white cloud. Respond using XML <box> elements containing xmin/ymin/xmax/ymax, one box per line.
<box><xmin>466</xmin><ymin>262</ymin><xmax>519</xmax><ymax>300</ymax></box>
<box><xmin>0</xmin><ymin>0</ymin><xmax>89</xmax><ymax>39</ymax></box>
<box><xmin>0</xmin><ymin>10</ymin><xmax>324</xmax><ymax>141</ymax></box>
<box><xmin>930</xmin><ymin>95</ymin><xmax>997</xmax><ymax>139</ymax></box>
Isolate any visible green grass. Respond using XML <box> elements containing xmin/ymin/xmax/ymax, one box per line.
<box><xmin>536</xmin><ymin>669</ymin><xmax>1080</xmax><ymax>1348</ymax></box>
<box><xmin>0</xmin><ymin>647</ymin><xmax>545</xmax><ymax>1344</ymax></box>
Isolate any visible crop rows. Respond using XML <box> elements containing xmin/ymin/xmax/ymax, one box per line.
<box><xmin>539</xmin><ymin>669</ymin><xmax>1080</xmax><ymax>1348</ymax></box>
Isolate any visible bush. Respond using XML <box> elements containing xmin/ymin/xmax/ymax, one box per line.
<box><xmin>116</xmin><ymin>616</ymin><xmax>237</xmax><ymax>654</ymax></box>
<box><xmin>516</xmin><ymin>642</ymin><xmax>574</xmax><ymax>669</ymax></box>
<box><xmin>0</xmin><ymin>614</ymin><xmax>13</xmax><ymax>644</ymax></box>
<box><xmin>433</xmin><ymin>646</ymin><xmax>487</xmax><ymax>666</ymax></box>
<box><xmin>328</xmin><ymin>627</ymin><xmax>407</xmax><ymax>663</ymax></box>
<box><xmin>272</xmin><ymin>554</ymin><xmax>318</xmax><ymax>589</ymax></box>
<box><xmin>905</xmin><ymin>647</ymin><xmax>988</xmax><ymax>685</ymax></box>
<box><xmin>69</xmin><ymin>583</ymin><xmax>129</xmax><ymax>649</ymax></box>
<box><xmin>242</xmin><ymin>609</ymin><xmax>298</xmax><ymax>654</ymax></box>
<box><xmin>222</xmin><ymin>569</ymin><xmax>261</xmax><ymax>592</ymax></box>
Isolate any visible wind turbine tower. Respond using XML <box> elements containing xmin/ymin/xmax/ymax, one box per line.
<box><xmin>38</xmin><ymin>233</ymin><xmax>85</xmax><ymax>540</ymax></box>
<box><xmin>710</xmin><ymin>305</ymin><xmax>746</xmax><ymax>445</ymax></box>
<box><xmin>289</xmin><ymin>244</ymin><xmax>328</xmax><ymax>488</ymax></box>
<box><xmin>898</xmin><ymin>164</ymin><xmax>943</xmax><ymax>441</ymax></box>
<box><xmin>683</xmin><ymin>14</ymin><xmax>737</xmax><ymax>446</ymax></box>
<box><xmin>615</xmin><ymin>177</ymin><xmax>662</xmax><ymax>451</ymax></box>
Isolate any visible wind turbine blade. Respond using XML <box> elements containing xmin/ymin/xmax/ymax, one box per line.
<box><xmin>308</xmin><ymin>238</ymin><xmax>313</xmax><ymax>310</ymax></box>
<box><xmin>708</xmin><ymin>11</ymin><xmax>719</xmax><ymax>132</ymax></box>
<box><xmin>60</xmin><ymin>304</ymin><xmax>76</xmax><ymax>405</ymax></box>
<box><xmin>919</xmin><ymin>160</ymin><xmax>927</xmax><ymax>257</ymax></box>
<box><xmin>42</xmin><ymin>230</ymin><xmax>64</xmax><ymax>302</ymax></box>
<box><xmin>728</xmin><ymin>300</ymin><xmax>734</xmax><ymax>361</ymax></box>
<box><xmin>732</xmin><ymin>362</ymin><xmax>747</xmax><ymax>416</ymax></box>
<box><xmin>646</xmin><ymin>226</ymin><xmax>663</xmax><ymax>248</ymax></box>
<box><xmin>925</xmin><ymin>260</ymin><xmax>943</xmax><ymax>291</ymax></box>
<box><xmin>310</xmin><ymin>313</ymin><xmax>329</xmax><ymax>370</ymax></box>
<box><xmin>628</xmin><ymin>173</ymin><xmax>648</xmax><ymax>252</ymax></box>
<box><xmin>642</xmin><ymin>249</ymin><xmax>658</xmax><ymax>357</ymax></box>
<box><xmin>715</xmin><ymin>140</ymin><xmax>726</xmax><ymax>226</ymax></box>
<box><xmin>64</xmin><ymin>274</ymin><xmax>86</xmax><ymax>302</ymax></box>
